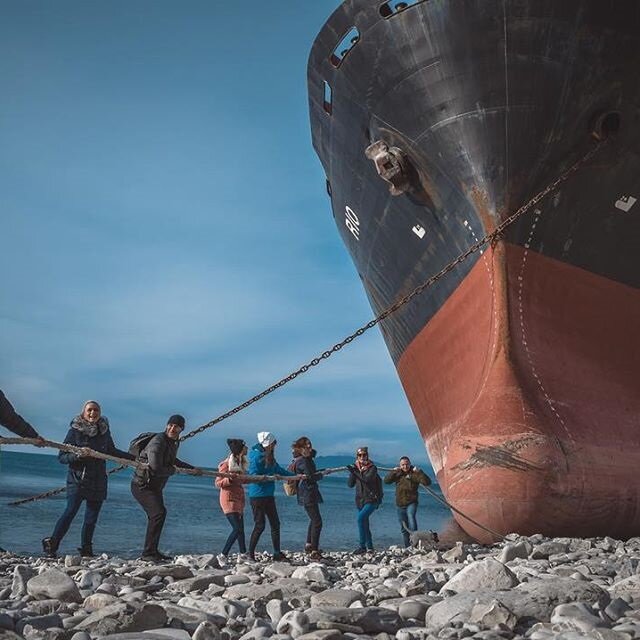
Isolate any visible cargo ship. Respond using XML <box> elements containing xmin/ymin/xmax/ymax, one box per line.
<box><xmin>308</xmin><ymin>0</ymin><xmax>640</xmax><ymax>542</ymax></box>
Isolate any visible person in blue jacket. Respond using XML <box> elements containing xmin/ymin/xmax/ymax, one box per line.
<box><xmin>42</xmin><ymin>400</ymin><xmax>133</xmax><ymax>558</ymax></box>
<box><xmin>247</xmin><ymin>431</ymin><xmax>296</xmax><ymax>561</ymax></box>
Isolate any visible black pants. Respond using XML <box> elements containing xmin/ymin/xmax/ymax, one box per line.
<box><xmin>131</xmin><ymin>481</ymin><xmax>167</xmax><ymax>556</ymax></box>
<box><xmin>222</xmin><ymin>512</ymin><xmax>246</xmax><ymax>555</ymax></box>
<box><xmin>249</xmin><ymin>496</ymin><xmax>280</xmax><ymax>554</ymax></box>
<box><xmin>304</xmin><ymin>503</ymin><xmax>323</xmax><ymax>551</ymax></box>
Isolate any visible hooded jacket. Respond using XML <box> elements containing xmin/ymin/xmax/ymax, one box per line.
<box><xmin>0</xmin><ymin>390</ymin><xmax>39</xmax><ymax>439</ymax></box>
<box><xmin>132</xmin><ymin>432</ymin><xmax>193</xmax><ymax>490</ymax></box>
<box><xmin>59</xmin><ymin>419</ymin><xmax>132</xmax><ymax>501</ymax></box>
<box><xmin>384</xmin><ymin>467</ymin><xmax>431</xmax><ymax>507</ymax></box>
<box><xmin>247</xmin><ymin>443</ymin><xmax>295</xmax><ymax>499</ymax></box>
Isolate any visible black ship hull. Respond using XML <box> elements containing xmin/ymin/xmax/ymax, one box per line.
<box><xmin>308</xmin><ymin>0</ymin><xmax>640</xmax><ymax>540</ymax></box>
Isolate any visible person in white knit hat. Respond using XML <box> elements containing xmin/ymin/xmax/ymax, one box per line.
<box><xmin>247</xmin><ymin>431</ymin><xmax>296</xmax><ymax>561</ymax></box>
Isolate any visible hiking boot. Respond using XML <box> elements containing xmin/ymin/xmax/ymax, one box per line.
<box><xmin>42</xmin><ymin>537</ymin><xmax>57</xmax><ymax>558</ymax></box>
<box><xmin>216</xmin><ymin>553</ymin><xmax>228</xmax><ymax>567</ymax></box>
<box><xmin>352</xmin><ymin>547</ymin><xmax>366</xmax><ymax>555</ymax></box>
<box><xmin>272</xmin><ymin>551</ymin><xmax>289</xmax><ymax>562</ymax></box>
<box><xmin>78</xmin><ymin>546</ymin><xmax>94</xmax><ymax>558</ymax></box>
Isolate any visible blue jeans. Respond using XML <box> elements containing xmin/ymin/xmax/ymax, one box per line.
<box><xmin>397</xmin><ymin>502</ymin><xmax>418</xmax><ymax>547</ymax></box>
<box><xmin>357</xmin><ymin>502</ymin><xmax>378</xmax><ymax>550</ymax></box>
<box><xmin>222</xmin><ymin>512</ymin><xmax>246</xmax><ymax>555</ymax></box>
<box><xmin>52</xmin><ymin>492</ymin><xmax>103</xmax><ymax>549</ymax></box>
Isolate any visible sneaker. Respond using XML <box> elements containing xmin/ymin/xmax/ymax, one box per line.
<box><xmin>236</xmin><ymin>553</ymin><xmax>248</xmax><ymax>562</ymax></box>
<box><xmin>247</xmin><ymin>552</ymin><xmax>257</xmax><ymax>562</ymax></box>
<box><xmin>216</xmin><ymin>553</ymin><xmax>227</xmax><ymax>567</ymax></box>
<box><xmin>155</xmin><ymin>551</ymin><xmax>172</xmax><ymax>562</ymax></box>
<box><xmin>272</xmin><ymin>551</ymin><xmax>289</xmax><ymax>562</ymax></box>
<box><xmin>308</xmin><ymin>550</ymin><xmax>323</xmax><ymax>560</ymax></box>
<box><xmin>42</xmin><ymin>537</ymin><xmax>57</xmax><ymax>558</ymax></box>
<box><xmin>78</xmin><ymin>546</ymin><xmax>95</xmax><ymax>558</ymax></box>
<box><xmin>352</xmin><ymin>547</ymin><xmax>366</xmax><ymax>555</ymax></box>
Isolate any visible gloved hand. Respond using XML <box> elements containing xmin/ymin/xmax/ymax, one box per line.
<box><xmin>347</xmin><ymin>464</ymin><xmax>355</xmax><ymax>473</ymax></box>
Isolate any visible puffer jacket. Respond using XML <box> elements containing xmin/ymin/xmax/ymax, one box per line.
<box><xmin>59</xmin><ymin>424</ymin><xmax>132</xmax><ymax>501</ymax></box>
<box><xmin>293</xmin><ymin>452</ymin><xmax>323</xmax><ymax>507</ymax></box>
<box><xmin>215</xmin><ymin>458</ymin><xmax>245</xmax><ymax>514</ymax></box>
<box><xmin>347</xmin><ymin>463</ymin><xmax>383</xmax><ymax>510</ymax></box>
<box><xmin>384</xmin><ymin>467</ymin><xmax>431</xmax><ymax>507</ymax></box>
<box><xmin>0</xmin><ymin>390</ymin><xmax>39</xmax><ymax>438</ymax></box>
<box><xmin>132</xmin><ymin>432</ymin><xmax>193</xmax><ymax>490</ymax></box>
<box><xmin>247</xmin><ymin>443</ymin><xmax>295</xmax><ymax>498</ymax></box>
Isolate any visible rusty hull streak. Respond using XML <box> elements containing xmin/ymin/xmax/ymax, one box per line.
<box><xmin>454</xmin><ymin>433</ymin><xmax>549</xmax><ymax>473</ymax></box>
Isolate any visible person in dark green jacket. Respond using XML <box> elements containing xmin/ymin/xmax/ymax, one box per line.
<box><xmin>384</xmin><ymin>456</ymin><xmax>432</xmax><ymax>547</ymax></box>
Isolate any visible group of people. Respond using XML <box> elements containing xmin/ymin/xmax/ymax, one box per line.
<box><xmin>0</xmin><ymin>389</ymin><xmax>434</xmax><ymax>561</ymax></box>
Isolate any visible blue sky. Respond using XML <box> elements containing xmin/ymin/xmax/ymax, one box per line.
<box><xmin>0</xmin><ymin>0</ymin><xmax>429</xmax><ymax>468</ymax></box>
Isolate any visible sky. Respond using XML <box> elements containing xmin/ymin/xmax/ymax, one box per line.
<box><xmin>0</xmin><ymin>0</ymin><xmax>430</xmax><ymax>468</ymax></box>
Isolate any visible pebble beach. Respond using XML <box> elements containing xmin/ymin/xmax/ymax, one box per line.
<box><xmin>2</xmin><ymin>534</ymin><xmax>640</xmax><ymax>640</ymax></box>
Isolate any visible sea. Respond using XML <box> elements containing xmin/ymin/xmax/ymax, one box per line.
<box><xmin>0</xmin><ymin>450</ymin><xmax>452</xmax><ymax>557</ymax></box>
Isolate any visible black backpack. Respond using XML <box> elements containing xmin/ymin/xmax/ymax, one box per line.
<box><xmin>129</xmin><ymin>432</ymin><xmax>157</xmax><ymax>458</ymax></box>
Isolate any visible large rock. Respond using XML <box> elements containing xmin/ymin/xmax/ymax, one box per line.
<box><xmin>16</xmin><ymin>614</ymin><xmax>63</xmax><ymax>634</ymax></box>
<box><xmin>158</xmin><ymin>602</ymin><xmax>226</xmax><ymax>629</ymax></box>
<box><xmin>530</xmin><ymin>541</ymin><xmax>570</xmax><ymax>559</ymax></box>
<box><xmin>27</xmin><ymin>569</ymin><xmax>83</xmax><ymax>603</ymax></box>
<box><xmin>166</xmin><ymin>572</ymin><xmax>228</xmax><ymax>593</ymax></box>
<box><xmin>441</xmin><ymin>559</ymin><xmax>518</xmax><ymax>593</ymax></box>
<box><xmin>83</xmin><ymin>593</ymin><xmax>119</xmax><ymax>611</ymax></box>
<box><xmin>132</xmin><ymin>565</ymin><xmax>193</xmax><ymax>580</ymax></box>
<box><xmin>610</xmin><ymin>575</ymin><xmax>640</xmax><ymax>599</ymax></box>
<box><xmin>304</xmin><ymin>607</ymin><xmax>402</xmax><ymax>634</ymax></box>
<box><xmin>11</xmin><ymin>565</ymin><xmax>37</xmax><ymax>598</ymax></box>
<box><xmin>513</xmin><ymin>577</ymin><xmax>610</xmax><ymax>615</ymax></box>
<box><xmin>277</xmin><ymin>611</ymin><xmax>310</xmax><ymax>639</ymax></box>
<box><xmin>498</xmin><ymin>541</ymin><xmax>531</xmax><ymax>564</ymax></box>
<box><xmin>267</xmin><ymin>600</ymin><xmax>292</xmax><ymax>625</ymax></box>
<box><xmin>192</xmin><ymin>621</ymin><xmax>222</xmax><ymax>640</ymax></box>
<box><xmin>310</xmin><ymin>590</ymin><xmax>364</xmax><ymax>609</ymax></box>
<box><xmin>291</xmin><ymin>565</ymin><xmax>331</xmax><ymax>584</ymax></box>
<box><xmin>264</xmin><ymin>564</ymin><xmax>297</xmax><ymax>579</ymax></box>
<box><xmin>224</xmin><ymin>584</ymin><xmax>284</xmax><ymax>603</ymax></box>
<box><xmin>550</xmin><ymin>602</ymin><xmax>604</xmax><ymax>632</ymax></box>
<box><xmin>469</xmin><ymin>600</ymin><xmax>517</xmax><ymax>630</ymax></box>
<box><xmin>397</xmin><ymin>600</ymin><xmax>429</xmax><ymax>622</ymax></box>
<box><xmin>74</xmin><ymin>602</ymin><xmax>167</xmax><ymax>635</ymax></box>
<box><xmin>296</xmin><ymin>631</ymin><xmax>343</xmax><ymax>640</ymax></box>
<box><xmin>177</xmin><ymin>596</ymin><xmax>248</xmax><ymax>619</ymax></box>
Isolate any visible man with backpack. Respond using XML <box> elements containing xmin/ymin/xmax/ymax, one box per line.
<box><xmin>130</xmin><ymin>415</ymin><xmax>201</xmax><ymax>561</ymax></box>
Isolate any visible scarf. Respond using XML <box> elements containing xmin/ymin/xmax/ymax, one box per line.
<box><xmin>71</xmin><ymin>415</ymin><xmax>110</xmax><ymax>438</ymax></box>
<box><xmin>356</xmin><ymin>459</ymin><xmax>373</xmax><ymax>473</ymax></box>
<box><xmin>228</xmin><ymin>453</ymin><xmax>248</xmax><ymax>473</ymax></box>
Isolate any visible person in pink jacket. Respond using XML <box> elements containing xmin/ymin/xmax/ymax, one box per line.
<box><xmin>215</xmin><ymin>439</ymin><xmax>248</xmax><ymax>559</ymax></box>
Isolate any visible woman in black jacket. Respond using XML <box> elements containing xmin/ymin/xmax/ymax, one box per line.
<box><xmin>42</xmin><ymin>400</ymin><xmax>132</xmax><ymax>558</ymax></box>
<box><xmin>347</xmin><ymin>446</ymin><xmax>383</xmax><ymax>554</ymax></box>
<box><xmin>292</xmin><ymin>436</ymin><xmax>323</xmax><ymax>559</ymax></box>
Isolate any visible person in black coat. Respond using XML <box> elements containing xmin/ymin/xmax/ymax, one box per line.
<box><xmin>0</xmin><ymin>389</ymin><xmax>42</xmax><ymax>439</ymax></box>
<box><xmin>42</xmin><ymin>400</ymin><xmax>133</xmax><ymax>558</ymax></box>
<box><xmin>347</xmin><ymin>446</ymin><xmax>383</xmax><ymax>554</ymax></box>
<box><xmin>130</xmin><ymin>414</ymin><xmax>201</xmax><ymax>561</ymax></box>
<box><xmin>291</xmin><ymin>436</ymin><xmax>323</xmax><ymax>559</ymax></box>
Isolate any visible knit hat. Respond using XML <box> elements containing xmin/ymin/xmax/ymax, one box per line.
<box><xmin>227</xmin><ymin>438</ymin><xmax>246</xmax><ymax>455</ymax></box>
<box><xmin>167</xmin><ymin>414</ymin><xmax>186</xmax><ymax>429</ymax></box>
<box><xmin>257</xmin><ymin>431</ymin><xmax>276</xmax><ymax>447</ymax></box>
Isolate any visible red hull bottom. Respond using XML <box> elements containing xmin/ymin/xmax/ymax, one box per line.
<box><xmin>397</xmin><ymin>243</ymin><xmax>640</xmax><ymax>542</ymax></box>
